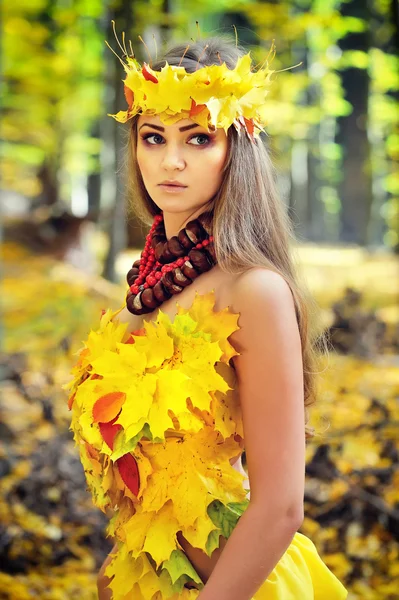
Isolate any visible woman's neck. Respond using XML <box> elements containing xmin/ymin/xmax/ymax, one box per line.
<box><xmin>162</xmin><ymin>206</ymin><xmax>211</xmax><ymax>240</ymax></box>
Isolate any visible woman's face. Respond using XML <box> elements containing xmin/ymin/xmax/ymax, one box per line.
<box><xmin>136</xmin><ymin>114</ymin><xmax>228</xmax><ymax>217</ymax></box>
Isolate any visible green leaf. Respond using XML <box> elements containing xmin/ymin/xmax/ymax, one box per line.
<box><xmin>227</xmin><ymin>500</ymin><xmax>250</xmax><ymax>517</ymax></box>
<box><xmin>207</xmin><ymin>499</ymin><xmax>248</xmax><ymax>539</ymax></box>
<box><xmin>110</xmin><ymin>422</ymin><xmax>152</xmax><ymax>461</ymax></box>
<box><xmin>161</xmin><ymin>549</ymin><xmax>202</xmax><ymax>586</ymax></box>
<box><xmin>205</xmin><ymin>529</ymin><xmax>222</xmax><ymax>556</ymax></box>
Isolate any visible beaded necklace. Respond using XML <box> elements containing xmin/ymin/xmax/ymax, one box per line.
<box><xmin>126</xmin><ymin>211</ymin><xmax>216</xmax><ymax>315</ymax></box>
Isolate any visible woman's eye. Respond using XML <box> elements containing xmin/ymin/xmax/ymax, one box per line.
<box><xmin>143</xmin><ymin>133</ymin><xmax>164</xmax><ymax>145</ymax></box>
<box><xmin>189</xmin><ymin>134</ymin><xmax>210</xmax><ymax>146</ymax></box>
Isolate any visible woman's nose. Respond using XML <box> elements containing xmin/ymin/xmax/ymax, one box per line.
<box><xmin>160</xmin><ymin>144</ymin><xmax>185</xmax><ymax>171</ymax></box>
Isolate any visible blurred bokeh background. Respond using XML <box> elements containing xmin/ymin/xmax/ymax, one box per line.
<box><xmin>1</xmin><ymin>1</ymin><xmax>398</xmax><ymax>599</ymax></box>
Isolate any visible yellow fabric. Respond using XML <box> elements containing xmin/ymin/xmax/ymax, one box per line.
<box><xmin>253</xmin><ymin>532</ymin><xmax>348</xmax><ymax>599</ymax></box>
<box><xmin>64</xmin><ymin>291</ymin><xmax>348</xmax><ymax>599</ymax></box>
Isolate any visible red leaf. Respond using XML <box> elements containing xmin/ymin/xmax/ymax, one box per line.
<box><xmin>124</xmin><ymin>85</ymin><xmax>134</xmax><ymax>108</ymax></box>
<box><xmin>67</xmin><ymin>392</ymin><xmax>75</xmax><ymax>411</ymax></box>
<box><xmin>243</xmin><ymin>117</ymin><xmax>255</xmax><ymax>137</ymax></box>
<box><xmin>142</xmin><ymin>63</ymin><xmax>158</xmax><ymax>83</ymax></box>
<box><xmin>126</xmin><ymin>328</ymin><xmax>146</xmax><ymax>344</ymax></box>
<box><xmin>116</xmin><ymin>453</ymin><xmax>140</xmax><ymax>496</ymax></box>
<box><xmin>190</xmin><ymin>99</ymin><xmax>207</xmax><ymax>117</ymax></box>
<box><xmin>99</xmin><ymin>414</ymin><xmax>122</xmax><ymax>450</ymax></box>
<box><xmin>93</xmin><ymin>391</ymin><xmax>126</xmax><ymax>423</ymax></box>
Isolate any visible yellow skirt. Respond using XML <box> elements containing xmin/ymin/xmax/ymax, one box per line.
<box><xmin>105</xmin><ymin>531</ymin><xmax>348</xmax><ymax>600</ymax></box>
<box><xmin>252</xmin><ymin>531</ymin><xmax>348</xmax><ymax>600</ymax></box>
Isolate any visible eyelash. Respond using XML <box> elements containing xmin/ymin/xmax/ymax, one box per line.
<box><xmin>141</xmin><ymin>133</ymin><xmax>211</xmax><ymax>146</ymax></box>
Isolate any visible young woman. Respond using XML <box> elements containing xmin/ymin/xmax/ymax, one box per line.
<box><xmin>67</xmin><ymin>34</ymin><xmax>348</xmax><ymax>600</ymax></box>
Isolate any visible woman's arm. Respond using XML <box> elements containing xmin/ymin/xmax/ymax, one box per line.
<box><xmin>198</xmin><ymin>268</ymin><xmax>306</xmax><ymax>600</ymax></box>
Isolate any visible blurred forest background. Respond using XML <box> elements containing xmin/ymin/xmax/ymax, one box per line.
<box><xmin>1</xmin><ymin>0</ymin><xmax>399</xmax><ymax>599</ymax></box>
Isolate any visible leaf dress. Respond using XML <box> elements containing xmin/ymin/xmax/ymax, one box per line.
<box><xmin>65</xmin><ymin>290</ymin><xmax>348</xmax><ymax>600</ymax></box>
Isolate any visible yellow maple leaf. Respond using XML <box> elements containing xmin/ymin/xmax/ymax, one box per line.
<box><xmin>140</xmin><ymin>428</ymin><xmax>246</xmax><ymax>527</ymax></box>
<box><xmin>175</xmin><ymin>290</ymin><xmax>240</xmax><ymax>363</ymax></box>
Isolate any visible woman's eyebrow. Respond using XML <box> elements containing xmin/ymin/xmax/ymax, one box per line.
<box><xmin>139</xmin><ymin>122</ymin><xmax>200</xmax><ymax>132</ymax></box>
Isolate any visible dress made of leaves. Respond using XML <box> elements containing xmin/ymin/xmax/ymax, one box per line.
<box><xmin>66</xmin><ymin>291</ymin><xmax>348</xmax><ymax>600</ymax></box>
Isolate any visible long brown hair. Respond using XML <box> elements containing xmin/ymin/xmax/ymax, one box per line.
<box><xmin>123</xmin><ymin>36</ymin><xmax>329</xmax><ymax>440</ymax></box>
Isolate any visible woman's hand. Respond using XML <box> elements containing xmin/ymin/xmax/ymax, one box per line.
<box><xmin>97</xmin><ymin>543</ymin><xmax>117</xmax><ymax>600</ymax></box>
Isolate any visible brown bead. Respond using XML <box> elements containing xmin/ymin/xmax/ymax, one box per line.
<box><xmin>155</xmin><ymin>241</ymin><xmax>167</xmax><ymax>261</ymax></box>
<box><xmin>141</xmin><ymin>287</ymin><xmax>159</xmax><ymax>309</ymax></box>
<box><xmin>172</xmin><ymin>267</ymin><xmax>191</xmax><ymax>287</ymax></box>
<box><xmin>132</xmin><ymin>259</ymin><xmax>141</xmax><ymax>269</ymax></box>
<box><xmin>185</xmin><ymin>219</ymin><xmax>207</xmax><ymax>244</ymax></box>
<box><xmin>162</xmin><ymin>271</ymin><xmax>184</xmax><ymax>294</ymax></box>
<box><xmin>181</xmin><ymin>260</ymin><xmax>200</xmax><ymax>279</ymax></box>
<box><xmin>188</xmin><ymin>248</ymin><xmax>213</xmax><ymax>272</ymax></box>
<box><xmin>197</xmin><ymin>211</ymin><xmax>213</xmax><ymax>235</ymax></box>
<box><xmin>127</xmin><ymin>269</ymin><xmax>139</xmax><ymax>286</ymax></box>
<box><xmin>163</xmin><ymin>246</ymin><xmax>176</xmax><ymax>263</ymax></box>
<box><xmin>153</xmin><ymin>280</ymin><xmax>172</xmax><ymax>303</ymax></box>
<box><xmin>204</xmin><ymin>241</ymin><xmax>216</xmax><ymax>263</ymax></box>
<box><xmin>167</xmin><ymin>236</ymin><xmax>185</xmax><ymax>257</ymax></box>
<box><xmin>151</xmin><ymin>234</ymin><xmax>165</xmax><ymax>249</ymax></box>
<box><xmin>126</xmin><ymin>292</ymin><xmax>147</xmax><ymax>315</ymax></box>
<box><xmin>178</xmin><ymin>228</ymin><xmax>195</xmax><ymax>250</ymax></box>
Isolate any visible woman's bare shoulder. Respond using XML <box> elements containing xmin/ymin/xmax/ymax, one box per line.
<box><xmin>227</xmin><ymin>267</ymin><xmax>298</xmax><ymax>351</ymax></box>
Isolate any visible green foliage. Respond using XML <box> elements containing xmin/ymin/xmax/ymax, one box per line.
<box><xmin>3</xmin><ymin>1</ymin><xmax>105</xmax><ymax>198</ymax></box>
<box><xmin>2</xmin><ymin>0</ymin><xmax>398</xmax><ymax>247</ymax></box>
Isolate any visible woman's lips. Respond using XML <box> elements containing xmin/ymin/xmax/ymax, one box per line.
<box><xmin>158</xmin><ymin>183</ymin><xmax>187</xmax><ymax>193</ymax></box>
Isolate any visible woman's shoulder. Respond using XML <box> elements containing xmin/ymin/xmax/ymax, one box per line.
<box><xmin>229</xmin><ymin>267</ymin><xmax>294</xmax><ymax>312</ymax></box>
<box><xmin>227</xmin><ymin>267</ymin><xmax>298</xmax><ymax>351</ymax></box>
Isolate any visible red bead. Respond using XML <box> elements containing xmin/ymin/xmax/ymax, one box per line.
<box><xmin>209</xmin><ymin>236</ymin><xmax>214</xmax><ymax>242</ymax></box>
<box><xmin>143</xmin><ymin>283</ymin><xmax>149</xmax><ymax>289</ymax></box>
<box><xmin>177</xmin><ymin>258</ymin><xmax>184</xmax><ymax>266</ymax></box>
<box><xmin>196</xmin><ymin>243</ymin><xmax>202</xmax><ymax>249</ymax></box>
<box><xmin>147</xmin><ymin>276</ymin><xmax>157</xmax><ymax>286</ymax></box>
<box><xmin>202</xmin><ymin>239</ymin><xmax>209</xmax><ymax>246</ymax></box>
<box><xmin>155</xmin><ymin>271</ymin><xmax>162</xmax><ymax>280</ymax></box>
<box><xmin>184</xmin><ymin>256</ymin><xmax>189</xmax><ymax>261</ymax></box>
<box><xmin>132</xmin><ymin>285</ymin><xmax>139</xmax><ymax>294</ymax></box>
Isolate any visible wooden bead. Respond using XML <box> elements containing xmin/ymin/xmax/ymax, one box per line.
<box><xmin>188</xmin><ymin>248</ymin><xmax>213</xmax><ymax>272</ymax></box>
<box><xmin>167</xmin><ymin>236</ymin><xmax>186</xmax><ymax>257</ymax></box>
<box><xmin>132</xmin><ymin>259</ymin><xmax>141</xmax><ymax>269</ymax></box>
<box><xmin>127</xmin><ymin>269</ymin><xmax>139</xmax><ymax>286</ymax></box>
<box><xmin>181</xmin><ymin>260</ymin><xmax>200</xmax><ymax>279</ymax></box>
<box><xmin>178</xmin><ymin>228</ymin><xmax>195</xmax><ymax>250</ymax></box>
<box><xmin>204</xmin><ymin>241</ymin><xmax>216</xmax><ymax>263</ymax></box>
<box><xmin>153</xmin><ymin>280</ymin><xmax>172</xmax><ymax>303</ymax></box>
<box><xmin>162</xmin><ymin>246</ymin><xmax>176</xmax><ymax>263</ymax></box>
<box><xmin>151</xmin><ymin>234</ymin><xmax>165</xmax><ymax>248</ymax></box>
<box><xmin>141</xmin><ymin>287</ymin><xmax>159</xmax><ymax>309</ymax></box>
<box><xmin>185</xmin><ymin>219</ymin><xmax>207</xmax><ymax>244</ymax></box>
<box><xmin>126</xmin><ymin>292</ymin><xmax>147</xmax><ymax>315</ymax></box>
<box><xmin>162</xmin><ymin>271</ymin><xmax>184</xmax><ymax>294</ymax></box>
<box><xmin>172</xmin><ymin>267</ymin><xmax>191</xmax><ymax>287</ymax></box>
<box><xmin>155</xmin><ymin>241</ymin><xmax>167</xmax><ymax>261</ymax></box>
<box><xmin>197</xmin><ymin>211</ymin><xmax>213</xmax><ymax>235</ymax></box>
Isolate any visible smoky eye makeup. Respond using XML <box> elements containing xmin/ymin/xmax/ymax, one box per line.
<box><xmin>140</xmin><ymin>130</ymin><xmax>216</xmax><ymax>147</ymax></box>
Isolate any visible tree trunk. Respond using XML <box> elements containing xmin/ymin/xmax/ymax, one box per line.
<box><xmin>336</xmin><ymin>0</ymin><xmax>372</xmax><ymax>245</ymax></box>
<box><xmin>102</xmin><ymin>2</ymin><xmax>133</xmax><ymax>282</ymax></box>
